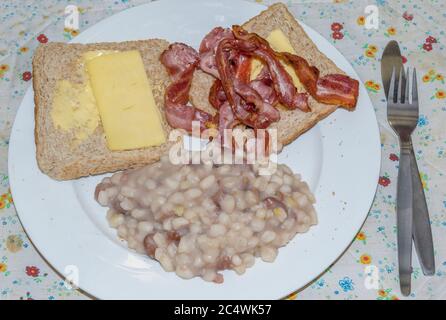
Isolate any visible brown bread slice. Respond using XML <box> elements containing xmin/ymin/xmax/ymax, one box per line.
<box><xmin>190</xmin><ymin>3</ymin><xmax>350</xmax><ymax>146</ymax></box>
<box><xmin>33</xmin><ymin>39</ymin><xmax>176</xmax><ymax>180</ymax></box>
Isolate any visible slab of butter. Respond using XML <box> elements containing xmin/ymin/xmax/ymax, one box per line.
<box><xmin>51</xmin><ymin>50</ymin><xmax>117</xmax><ymax>145</ymax></box>
<box><xmin>86</xmin><ymin>50</ymin><xmax>166</xmax><ymax>151</ymax></box>
<box><xmin>251</xmin><ymin>29</ymin><xmax>303</xmax><ymax>90</ymax></box>
<box><xmin>51</xmin><ymin>79</ymin><xmax>99</xmax><ymax>143</ymax></box>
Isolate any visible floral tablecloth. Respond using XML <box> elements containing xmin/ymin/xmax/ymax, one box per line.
<box><xmin>1</xmin><ymin>0</ymin><xmax>445</xmax><ymax>300</ymax></box>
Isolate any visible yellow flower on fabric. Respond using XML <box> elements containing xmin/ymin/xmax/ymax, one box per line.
<box><xmin>357</xmin><ymin>16</ymin><xmax>365</xmax><ymax>26</ymax></box>
<box><xmin>368</xmin><ymin>45</ymin><xmax>378</xmax><ymax>53</ymax></box>
<box><xmin>365</xmin><ymin>49</ymin><xmax>375</xmax><ymax>58</ymax></box>
<box><xmin>391</xmin><ymin>295</ymin><xmax>399</xmax><ymax>300</ymax></box>
<box><xmin>387</xmin><ymin>27</ymin><xmax>396</xmax><ymax>35</ymax></box>
<box><xmin>360</xmin><ymin>254</ymin><xmax>371</xmax><ymax>264</ymax></box>
<box><xmin>422</xmin><ymin>74</ymin><xmax>431</xmax><ymax>82</ymax></box>
<box><xmin>356</xmin><ymin>232</ymin><xmax>366</xmax><ymax>241</ymax></box>
<box><xmin>435</xmin><ymin>89</ymin><xmax>446</xmax><ymax>99</ymax></box>
<box><xmin>428</xmin><ymin>69</ymin><xmax>436</xmax><ymax>76</ymax></box>
<box><xmin>365</xmin><ymin>80</ymin><xmax>380</xmax><ymax>93</ymax></box>
<box><xmin>0</xmin><ymin>199</ymin><xmax>5</xmax><ymax>209</ymax></box>
<box><xmin>378</xmin><ymin>289</ymin><xmax>387</xmax><ymax>297</ymax></box>
<box><xmin>71</xmin><ymin>29</ymin><xmax>79</xmax><ymax>37</ymax></box>
<box><xmin>19</xmin><ymin>46</ymin><xmax>29</xmax><ymax>53</ymax></box>
<box><xmin>0</xmin><ymin>64</ymin><xmax>9</xmax><ymax>72</ymax></box>
<box><xmin>0</xmin><ymin>263</ymin><xmax>6</xmax><ymax>272</ymax></box>
<box><xmin>436</xmin><ymin>74</ymin><xmax>444</xmax><ymax>81</ymax></box>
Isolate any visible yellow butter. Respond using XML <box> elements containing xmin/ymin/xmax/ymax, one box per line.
<box><xmin>250</xmin><ymin>29</ymin><xmax>303</xmax><ymax>90</ymax></box>
<box><xmin>51</xmin><ymin>50</ymin><xmax>118</xmax><ymax>144</ymax></box>
<box><xmin>86</xmin><ymin>50</ymin><xmax>166</xmax><ymax>151</ymax></box>
<box><xmin>51</xmin><ymin>79</ymin><xmax>99</xmax><ymax>143</ymax></box>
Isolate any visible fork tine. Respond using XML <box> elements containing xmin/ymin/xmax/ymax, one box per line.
<box><xmin>388</xmin><ymin>67</ymin><xmax>396</xmax><ymax>103</ymax></box>
<box><xmin>404</xmin><ymin>67</ymin><xmax>410</xmax><ymax>104</ymax></box>
<box><xmin>397</xmin><ymin>67</ymin><xmax>403</xmax><ymax>103</ymax></box>
<box><xmin>412</xmin><ymin>68</ymin><xmax>418</xmax><ymax>106</ymax></box>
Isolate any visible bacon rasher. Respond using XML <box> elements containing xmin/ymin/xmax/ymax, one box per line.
<box><xmin>280</xmin><ymin>53</ymin><xmax>359</xmax><ymax>109</ymax></box>
<box><xmin>160</xmin><ymin>43</ymin><xmax>216</xmax><ymax>132</ymax></box>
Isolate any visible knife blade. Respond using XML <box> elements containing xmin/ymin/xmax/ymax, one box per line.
<box><xmin>381</xmin><ymin>41</ymin><xmax>435</xmax><ymax>276</ymax></box>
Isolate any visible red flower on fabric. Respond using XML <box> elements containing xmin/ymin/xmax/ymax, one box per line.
<box><xmin>26</xmin><ymin>266</ymin><xmax>40</xmax><ymax>277</ymax></box>
<box><xmin>331</xmin><ymin>22</ymin><xmax>343</xmax><ymax>32</ymax></box>
<box><xmin>402</xmin><ymin>11</ymin><xmax>413</xmax><ymax>21</ymax></box>
<box><xmin>37</xmin><ymin>34</ymin><xmax>48</xmax><ymax>43</ymax></box>
<box><xmin>22</xmin><ymin>71</ymin><xmax>32</xmax><ymax>81</ymax></box>
<box><xmin>332</xmin><ymin>31</ymin><xmax>344</xmax><ymax>40</ymax></box>
<box><xmin>389</xmin><ymin>153</ymin><xmax>399</xmax><ymax>161</ymax></box>
<box><xmin>378</xmin><ymin>176</ymin><xmax>391</xmax><ymax>187</ymax></box>
<box><xmin>401</xmin><ymin>55</ymin><xmax>407</xmax><ymax>64</ymax></box>
<box><xmin>423</xmin><ymin>43</ymin><xmax>433</xmax><ymax>51</ymax></box>
<box><xmin>426</xmin><ymin>36</ymin><xmax>437</xmax><ymax>44</ymax></box>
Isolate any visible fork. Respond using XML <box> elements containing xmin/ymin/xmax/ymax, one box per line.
<box><xmin>387</xmin><ymin>67</ymin><xmax>418</xmax><ymax>296</ymax></box>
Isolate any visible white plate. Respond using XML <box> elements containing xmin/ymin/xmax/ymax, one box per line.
<box><xmin>8</xmin><ymin>0</ymin><xmax>380</xmax><ymax>299</ymax></box>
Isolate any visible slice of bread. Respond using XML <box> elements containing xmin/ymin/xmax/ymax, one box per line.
<box><xmin>190</xmin><ymin>3</ymin><xmax>348</xmax><ymax>146</ymax></box>
<box><xmin>33</xmin><ymin>40</ymin><xmax>176</xmax><ymax>180</ymax></box>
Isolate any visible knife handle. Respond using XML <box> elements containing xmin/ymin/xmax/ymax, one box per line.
<box><xmin>397</xmin><ymin>140</ymin><xmax>414</xmax><ymax>296</ymax></box>
<box><xmin>409</xmin><ymin>137</ymin><xmax>435</xmax><ymax>275</ymax></box>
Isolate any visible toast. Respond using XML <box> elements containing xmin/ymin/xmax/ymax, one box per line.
<box><xmin>33</xmin><ymin>39</ymin><xmax>176</xmax><ymax>180</ymax></box>
<box><xmin>190</xmin><ymin>3</ymin><xmax>347</xmax><ymax>146</ymax></box>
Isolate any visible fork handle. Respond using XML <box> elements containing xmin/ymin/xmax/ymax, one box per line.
<box><xmin>409</xmin><ymin>137</ymin><xmax>435</xmax><ymax>275</ymax></box>
<box><xmin>397</xmin><ymin>140</ymin><xmax>414</xmax><ymax>296</ymax></box>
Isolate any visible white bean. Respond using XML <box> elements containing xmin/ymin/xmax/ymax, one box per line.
<box><xmin>209</xmin><ymin>224</ymin><xmax>227</xmax><ymax>237</ymax></box>
<box><xmin>250</xmin><ymin>218</ymin><xmax>266</xmax><ymax>232</ymax></box>
<box><xmin>137</xmin><ymin>221</ymin><xmax>154</xmax><ymax>234</ymax></box>
<box><xmin>260</xmin><ymin>246</ymin><xmax>278</xmax><ymax>262</ymax></box>
<box><xmin>185</xmin><ymin>188</ymin><xmax>202</xmax><ymax>200</ymax></box>
<box><xmin>131</xmin><ymin>208</ymin><xmax>148</xmax><ymax>219</ymax></box>
<box><xmin>221</xmin><ymin>195</ymin><xmax>235</xmax><ymax>214</ymax></box>
<box><xmin>172</xmin><ymin>217</ymin><xmax>189</xmax><ymax>230</ymax></box>
<box><xmin>200</xmin><ymin>175</ymin><xmax>216</xmax><ymax>190</ymax></box>
<box><xmin>261</xmin><ymin>230</ymin><xmax>276</xmax><ymax>244</ymax></box>
<box><xmin>97</xmin><ymin>191</ymin><xmax>109</xmax><ymax>206</ymax></box>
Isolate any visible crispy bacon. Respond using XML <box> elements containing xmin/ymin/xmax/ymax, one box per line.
<box><xmin>160</xmin><ymin>25</ymin><xmax>359</xmax><ymax>136</ymax></box>
<box><xmin>280</xmin><ymin>53</ymin><xmax>359</xmax><ymax>109</ymax></box>
<box><xmin>209</xmin><ymin>79</ymin><xmax>227</xmax><ymax>110</ymax></box>
<box><xmin>249</xmin><ymin>67</ymin><xmax>279</xmax><ymax>106</ymax></box>
<box><xmin>231</xmin><ymin>25</ymin><xmax>309</xmax><ymax>111</ymax></box>
<box><xmin>215</xmin><ymin>38</ymin><xmax>281</xmax><ymax>129</ymax></box>
<box><xmin>160</xmin><ymin>43</ymin><xmax>216</xmax><ymax>132</ymax></box>
<box><xmin>199</xmin><ymin>27</ymin><xmax>234</xmax><ymax>78</ymax></box>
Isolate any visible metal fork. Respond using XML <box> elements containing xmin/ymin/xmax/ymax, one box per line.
<box><xmin>387</xmin><ymin>67</ymin><xmax>418</xmax><ymax>296</ymax></box>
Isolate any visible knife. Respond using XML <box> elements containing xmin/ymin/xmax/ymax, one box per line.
<box><xmin>381</xmin><ymin>41</ymin><xmax>435</xmax><ymax>276</ymax></box>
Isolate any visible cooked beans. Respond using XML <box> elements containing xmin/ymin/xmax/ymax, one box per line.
<box><xmin>96</xmin><ymin>155</ymin><xmax>317</xmax><ymax>283</ymax></box>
